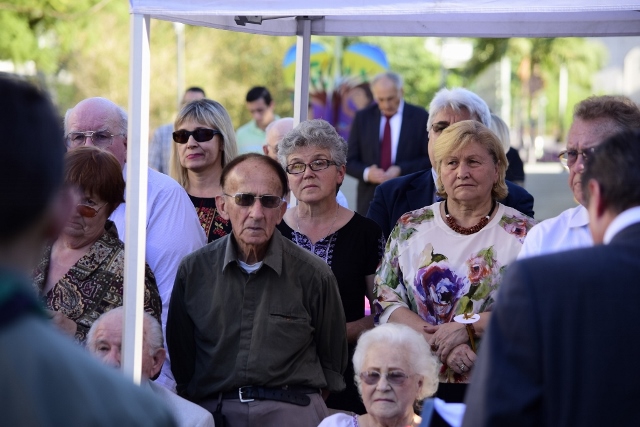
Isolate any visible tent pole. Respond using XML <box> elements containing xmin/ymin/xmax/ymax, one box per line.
<box><xmin>293</xmin><ymin>17</ymin><xmax>311</xmax><ymax>126</ymax></box>
<box><xmin>123</xmin><ymin>12</ymin><xmax>151</xmax><ymax>385</ymax></box>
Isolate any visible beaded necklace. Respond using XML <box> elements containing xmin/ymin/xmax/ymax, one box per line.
<box><xmin>444</xmin><ymin>199</ymin><xmax>496</xmax><ymax>235</ymax></box>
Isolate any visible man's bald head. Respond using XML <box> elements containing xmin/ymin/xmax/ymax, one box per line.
<box><xmin>264</xmin><ymin>117</ymin><xmax>294</xmax><ymax>160</ymax></box>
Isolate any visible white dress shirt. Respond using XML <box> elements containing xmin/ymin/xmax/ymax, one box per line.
<box><xmin>518</xmin><ymin>204</ymin><xmax>592</xmax><ymax>259</ymax></box>
<box><xmin>111</xmin><ymin>167</ymin><xmax>207</xmax><ymax>392</ymax></box>
<box><xmin>363</xmin><ymin>100</ymin><xmax>405</xmax><ymax>181</ymax></box>
<box><xmin>603</xmin><ymin>206</ymin><xmax>640</xmax><ymax>244</ymax></box>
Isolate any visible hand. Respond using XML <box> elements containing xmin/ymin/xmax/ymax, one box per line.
<box><xmin>445</xmin><ymin>343</ymin><xmax>477</xmax><ymax>375</ymax></box>
<box><xmin>367</xmin><ymin>165</ymin><xmax>387</xmax><ymax>184</ymax></box>
<box><xmin>382</xmin><ymin>165</ymin><xmax>401</xmax><ymax>181</ymax></box>
<box><xmin>425</xmin><ymin>322</ymin><xmax>470</xmax><ymax>362</ymax></box>
<box><xmin>46</xmin><ymin>309</ymin><xmax>78</xmax><ymax>337</ymax></box>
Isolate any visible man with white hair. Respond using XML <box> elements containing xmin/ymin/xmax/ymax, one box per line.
<box><xmin>87</xmin><ymin>308</ymin><xmax>214</xmax><ymax>427</ymax></box>
<box><xmin>367</xmin><ymin>87</ymin><xmax>534</xmax><ymax>238</ymax></box>
<box><xmin>65</xmin><ymin>97</ymin><xmax>207</xmax><ymax>391</ymax></box>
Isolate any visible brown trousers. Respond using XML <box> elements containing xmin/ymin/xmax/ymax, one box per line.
<box><xmin>199</xmin><ymin>393</ymin><xmax>329</xmax><ymax>427</ymax></box>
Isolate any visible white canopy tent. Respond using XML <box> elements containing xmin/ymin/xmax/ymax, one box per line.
<box><xmin>122</xmin><ymin>0</ymin><xmax>640</xmax><ymax>382</ymax></box>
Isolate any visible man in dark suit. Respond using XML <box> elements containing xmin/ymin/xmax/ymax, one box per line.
<box><xmin>367</xmin><ymin>87</ymin><xmax>534</xmax><ymax>238</ymax></box>
<box><xmin>347</xmin><ymin>72</ymin><xmax>430</xmax><ymax>215</ymax></box>
<box><xmin>462</xmin><ymin>130</ymin><xmax>640</xmax><ymax>427</ymax></box>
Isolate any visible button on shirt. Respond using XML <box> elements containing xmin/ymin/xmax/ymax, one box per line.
<box><xmin>166</xmin><ymin>230</ymin><xmax>348</xmax><ymax>402</ymax></box>
<box><xmin>518</xmin><ymin>204</ymin><xmax>592</xmax><ymax>259</ymax></box>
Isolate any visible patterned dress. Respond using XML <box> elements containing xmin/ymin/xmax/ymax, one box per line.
<box><xmin>32</xmin><ymin>221</ymin><xmax>162</xmax><ymax>343</ymax></box>
<box><xmin>189</xmin><ymin>195</ymin><xmax>232</xmax><ymax>243</ymax></box>
<box><xmin>374</xmin><ymin>202</ymin><xmax>536</xmax><ymax>383</ymax></box>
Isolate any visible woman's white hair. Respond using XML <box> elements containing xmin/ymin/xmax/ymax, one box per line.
<box><xmin>352</xmin><ymin>323</ymin><xmax>440</xmax><ymax>401</ymax></box>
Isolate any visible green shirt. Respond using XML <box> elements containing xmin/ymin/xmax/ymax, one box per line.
<box><xmin>235</xmin><ymin>116</ymin><xmax>279</xmax><ymax>155</ymax></box>
<box><xmin>167</xmin><ymin>229</ymin><xmax>348</xmax><ymax>401</ymax></box>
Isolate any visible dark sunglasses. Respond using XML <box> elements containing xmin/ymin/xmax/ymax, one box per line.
<box><xmin>76</xmin><ymin>203</ymin><xmax>107</xmax><ymax>218</ymax></box>
<box><xmin>172</xmin><ymin>128</ymin><xmax>221</xmax><ymax>144</ymax></box>
<box><xmin>223</xmin><ymin>193</ymin><xmax>284</xmax><ymax>209</ymax></box>
<box><xmin>359</xmin><ymin>370</ymin><xmax>411</xmax><ymax>386</ymax></box>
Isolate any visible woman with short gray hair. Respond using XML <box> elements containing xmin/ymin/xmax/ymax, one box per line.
<box><xmin>277</xmin><ymin>119</ymin><xmax>385</xmax><ymax>414</ymax></box>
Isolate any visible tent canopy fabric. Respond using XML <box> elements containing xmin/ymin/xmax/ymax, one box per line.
<box><xmin>129</xmin><ymin>0</ymin><xmax>640</xmax><ymax>37</ymax></box>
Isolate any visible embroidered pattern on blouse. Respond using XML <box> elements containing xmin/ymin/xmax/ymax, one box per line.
<box><xmin>291</xmin><ymin>230</ymin><xmax>338</xmax><ymax>265</ymax></box>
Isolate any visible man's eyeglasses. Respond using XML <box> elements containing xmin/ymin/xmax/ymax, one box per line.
<box><xmin>223</xmin><ymin>193</ymin><xmax>284</xmax><ymax>209</ymax></box>
<box><xmin>76</xmin><ymin>203</ymin><xmax>107</xmax><ymax>218</ymax></box>
<box><xmin>173</xmin><ymin>128</ymin><xmax>221</xmax><ymax>144</ymax></box>
<box><xmin>285</xmin><ymin>159</ymin><xmax>337</xmax><ymax>175</ymax></box>
<box><xmin>359</xmin><ymin>370</ymin><xmax>412</xmax><ymax>386</ymax></box>
<box><xmin>66</xmin><ymin>131</ymin><xmax>123</xmax><ymax>148</ymax></box>
<box><xmin>557</xmin><ymin>147</ymin><xmax>596</xmax><ymax>168</ymax></box>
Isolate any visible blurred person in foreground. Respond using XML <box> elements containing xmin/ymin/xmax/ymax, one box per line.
<box><xmin>87</xmin><ymin>307</ymin><xmax>214</xmax><ymax>427</ymax></box>
<box><xmin>518</xmin><ymin>95</ymin><xmax>640</xmax><ymax>259</ymax></box>
<box><xmin>32</xmin><ymin>146</ymin><xmax>161</xmax><ymax>343</ymax></box>
<box><xmin>65</xmin><ymin>96</ymin><xmax>206</xmax><ymax>391</ymax></box>
<box><xmin>167</xmin><ymin>153</ymin><xmax>348</xmax><ymax>427</ymax></box>
<box><xmin>374</xmin><ymin>120</ymin><xmax>536</xmax><ymax>403</ymax></box>
<box><xmin>150</xmin><ymin>86</ymin><xmax>206</xmax><ymax>174</ymax></box>
<box><xmin>265</xmin><ymin>117</ymin><xmax>349</xmax><ymax>208</ymax></box>
<box><xmin>170</xmin><ymin>98</ymin><xmax>238</xmax><ymax>242</ymax></box>
<box><xmin>463</xmin><ymin>129</ymin><xmax>640</xmax><ymax>427</ymax></box>
<box><xmin>0</xmin><ymin>75</ymin><xmax>175</xmax><ymax>426</ymax></box>
<box><xmin>367</xmin><ymin>88</ymin><xmax>534</xmax><ymax>240</ymax></box>
<box><xmin>277</xmin><ymin>119</ymin><xmax>385</xmax><ymax>414</ymax></box>
<box><xmin>489</xmin><ymin>113</ymin><xmax>525</xmax><ymax>187</ymax></box>
<box><xmin>318</xmin><ymin>323</ymin><xmax>440</xmax><ymax>427</ymax></box>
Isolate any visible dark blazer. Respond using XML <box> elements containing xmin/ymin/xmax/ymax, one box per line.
<box><xmin>462</xmin><ymin>221</ymin><xmax>640</xmax><ymax>427</ymax></box>
<box><xmin>366</xmin><ymin>168</ymin><xmax>535</xmax><ymax>238</ymax></box>
<box><xmin>347</xmin><ymin>102</ymin><xmax>429</xmax><ymax>215</ymax></box>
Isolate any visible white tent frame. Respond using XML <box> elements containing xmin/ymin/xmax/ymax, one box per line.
<box><xmin>122</xmin><ymin>2</ymin><xmax>640</xmax><ymax>381</ymax></box>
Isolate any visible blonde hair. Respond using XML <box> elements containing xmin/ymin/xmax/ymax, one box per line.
<box><xmin>434</xmin><ymin>120</ymin><xmax>508</xmax><ymax>200</ymax></box>
<box><xmin>489</xmin><ymin>113</ymin><xmax>511</xmax><ymax>154</ymax></box>
<box><xmin>169</xmin><ymin>99</ymin><xmax>238</xmax><ymax>188</ymax></box>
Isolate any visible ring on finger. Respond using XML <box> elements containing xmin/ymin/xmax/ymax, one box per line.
<box><xmin>460</xmin><ymin>363</ymin><xmax>466</xmax><ymax>371</ymax></box>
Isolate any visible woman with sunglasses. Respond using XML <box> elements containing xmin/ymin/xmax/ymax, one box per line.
<box><xmin>32</xmin><ymin>146</ymin><xmax>162</xmax><ymax>343</ymax></box>
<box><xmin>319</xmin><ymin>323</ymin><xmax>440</xmax><ymax>427</ymax></box>
<box><xmin>277</xmin><ymin>119</ymin><xmax>385</xmax><ymax>414</ymax></box>
<box><xmin>170</xmin><ymin>99</ymin><xmax>238</xmax><ymax>243</ymax></box>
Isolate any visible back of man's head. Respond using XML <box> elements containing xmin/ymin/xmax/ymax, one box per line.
<box><xmin>574</xmin><ymin>95</ymin><xmax>640</xmax><ymax>133</ymax></box>
<box><xmin>246</xmin><ymin>86</ymin><xmax>272</xmax><ymax>105</ymax></box>
<box><xmin>582</xmin><ymin>129</ymin><xmax>640</xmax><ymax>215</ymax></box>
<box><xmin>0</xmin><ymin>76</ymin><xmax>64</xmax><ymax>242</ymax></box>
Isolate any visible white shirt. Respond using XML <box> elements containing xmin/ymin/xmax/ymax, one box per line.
<box><xmin>518</xmin><ymin>204</ymin><xmax>592</xmax><ymax>259</ymax></box>
<box><xmin>146</xmin><ymin>381</ymin><xmax>215</xmax><ymax>427</ymax></box>
<box><xmin>604</xmin><ymin>206</ymin><xmax>640</xmax><ymax>244</ymax></box>
<box><xmin>363</xmin><ymin>100</ymin><xmax>405</xmax><ymax>181</ymax></box>
<box><xmin>110</xmin><ymin>167</ymin><xmax>207</xmax><ymax>391</ymax></box>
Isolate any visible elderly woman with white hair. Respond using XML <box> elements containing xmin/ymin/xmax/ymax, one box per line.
<box><xmin>277</xmin><ymin>119</ymin><xmax>385</xmax><ymax>414</ymax></box>
<box><xmin>318</xmin><ymin>323</ymin><xmax>440</xmax><ymax>427</ymax></box>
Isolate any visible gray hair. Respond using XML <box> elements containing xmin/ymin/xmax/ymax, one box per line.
<box><xmin>427</xmin><ymin>88</ymin><xmax>491</xmax><ymax>130</ymax></box>
<box><xmin>64</xmin><ymin>97</ymin><xmax>128</xmax><ymax>136</ymax></box>
<box><xmin>371</xmin><ymin>71</ymin><xmax>403</xmax><ymax>90</ymax></box>
<box><xmin>353</xmin><ymin>323</ymin><xmax>440</xmax><ymax>401</ymax></box>
<box><xmin>277</xmin><ymin>119</ymin><xmax>347</xmax><ymax>169</ymax></box>
<box><xmin>86</xmin><ymin>307</ymin><xmax>164</xmax><ymax>357</ymax></box>
<box><xmin>489</xmin><ymin>113</ymin><xmax>511</xmax><ymax>154</ymax></box>
<box><xmin>169</xmin><ymin>99</ymin><xmax>238</xmax><ymax>188</ymax></box>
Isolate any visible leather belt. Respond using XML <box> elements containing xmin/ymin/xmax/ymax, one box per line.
<box><xmin>220</xmin><ymin>386</ymin><xmax>319</xmax><ymax>406</ymax></box>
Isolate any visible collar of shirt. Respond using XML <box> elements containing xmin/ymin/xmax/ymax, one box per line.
<box><xmin>222</xmin><ymin>230</ymin><xmax>283</xmax><ymax>275</ymax></box>
<box><xmin>568</xmin><ymin>204</ymin><xmax>589</xmax><ymax>228</ymax></box>
<box><xmin>603</xmin><ymin>205</ymin><xmax>640</xmax><ymax>244</ymax></box>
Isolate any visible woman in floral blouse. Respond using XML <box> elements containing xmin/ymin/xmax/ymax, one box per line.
<box><xmin>374</xmin><ymin>120</ymin><xmax>536</xmax><ymax>402</ymax></box>
<box><xmin>170</xmin><ymin>99</ymin><xmax>238</xmax><ymax>242</ymax></box>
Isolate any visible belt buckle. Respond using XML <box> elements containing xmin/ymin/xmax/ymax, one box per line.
<box><xmin>239</xmin><ymin>386</ymin><xmax>254</xmax><ymax>403</ymax></box>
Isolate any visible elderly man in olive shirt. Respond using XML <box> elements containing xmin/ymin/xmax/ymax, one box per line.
<box><xmin>167</xmin><ymin>153</ymin><xmax>348</xmax><ymax>427</ymax></box>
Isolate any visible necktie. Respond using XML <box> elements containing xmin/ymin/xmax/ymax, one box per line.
<box><xmin>380</xmin><ymin>115</ymin><xmax>392</xmax><ymax>171</ymax></box>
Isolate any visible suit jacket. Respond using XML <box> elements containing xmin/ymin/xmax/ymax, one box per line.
<box><xmin>366</xmin><ymin>168</ymin><xmax>535</xmax><ymax>238</ymax></box>
<box><xmin>347</xmin><ymin>102</ymin><xmax>429</xmax><ymax>214</ymax></box>
<box><xmin>462</xmin><ymin>222</ymin><xmax>640</xmax><ymax>427</ymax></box>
